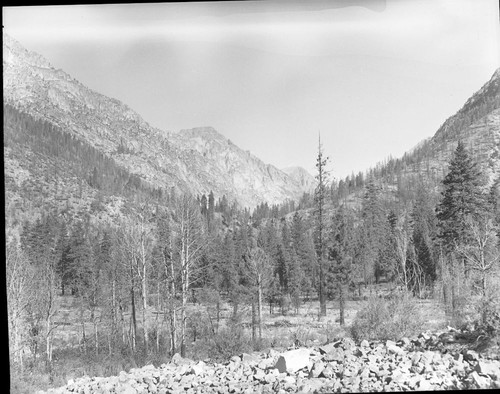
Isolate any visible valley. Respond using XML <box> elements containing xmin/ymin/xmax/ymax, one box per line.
<box><xmin>4</xmin><ymin>20</ymin><xmax>500</xmax><ymax>394</ymax></box>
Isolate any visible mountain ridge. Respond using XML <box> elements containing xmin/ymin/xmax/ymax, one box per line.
<box><xmin>3</xmin><ymin>33</ymin><xmax>316</xmax><ymax>209</ymax></box>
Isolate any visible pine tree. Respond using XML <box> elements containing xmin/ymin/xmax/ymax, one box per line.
<box><xmin>314</xmin><ymin>135</ymin><xmax>330</xmax><ymax>317</ymax></box>
<box><xmin>412</xmin><ymin>180</ymin><xmax>438</xmax><ymax>289</ymax></box>
<box><xmin>327</xmin><ymin>205</ymin><xmax>355</xmax><ymax>325</ymax></box>
<box><xmin>436</xmin><ymin>141</ymin><xmax>487</xmax><ymax>253</ymax></box>
<box><xmin>360</xmin><ymin>179</ymin><xmax>386</xmax><ymax>285</ymax></box>
<box><xmin>436</xmin><ymin>141</ymin><xmax>489</xmax><ymax>317</ymax></box>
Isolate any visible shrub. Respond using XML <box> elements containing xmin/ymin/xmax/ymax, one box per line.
<box><xmin>350</xmin><ymin>292</ymin><xmax>424</xmax><ymax>342</ymax></box>
<box><xmin>208</xmin><ymin>321</ymin><xmax>252</xmax><ymax>361</ymax></box>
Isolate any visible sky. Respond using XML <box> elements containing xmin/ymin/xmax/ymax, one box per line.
<box><xmin>3</xmin><ymin>0</ymin><xmax>500</xmax><ymax>179</ymax></box>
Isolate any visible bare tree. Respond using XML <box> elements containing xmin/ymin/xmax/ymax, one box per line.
<box><xmin>6</xmin><ymin>240</ymin><xmax>36</xmax><ymax>370</ymax></box>
<box><xmin>156</xmin><ymin>208</ymin><xmax>177</xmax><ymax>356</ymax></box>
<box><xmin>117</xmin><ymin>208</ymin><xmax>155</xmax><ymax>355</ymax></box>
<box><xmin>174</xmin><ymin>194</ymin><xmax>207</xmax><ymax>357</ymax></box>
<box><xmin>393</xmin><ymin>212</ymin><xmax>411</xmax><ymax>290</ymax></box>
<box><xmin>456</xmin><ymin>216</ymin><xmax>500</xmax><ymax>323</ymax></box>
<box><xmin>243</xmin><ymin>246</ymin><xmax>272</xmax><ymax>343</ymax></box>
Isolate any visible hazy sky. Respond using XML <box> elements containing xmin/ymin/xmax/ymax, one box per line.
<box><xmin>3</xmin><ymin>0</ymin><xmax>500</xmax><ymax>179</ymax></box>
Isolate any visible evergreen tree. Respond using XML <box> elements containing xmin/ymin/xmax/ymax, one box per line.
<box><xmin>314</xmin><ymin>135</ymin><xmax>330</xmax><ymax>317</ymax></box>
<box><xmin>327</xmin><ymin>205</ymin><xmax>356</xmax><ymax>325</ymax></box>
<box><xmin>436</xmin><ymin>141</ymin><xmax>489</xmax><ymax>317</ymax></box>
<box><xmin>412</xmin><ymin>180</ymin><xmax>438</xmax><ymax>288</ymax></box>
<box><xmin>436</xmin><ymin>141</ymin><xmax>487</xmax><ymax>253</ymax></box>
<box><xmin>489</xmin><ymin>176</ymin><xmax>500</xmax><ymax>242</ymax></box>
<box><xmin>55</xmin><ymin>220</ymin><xmax>72</xmax><ymax>295</ymax></box>
<box><xmin>360</xmin><ymin>179</ymin><xmax>386</xmax><ymax>285</ymax></box>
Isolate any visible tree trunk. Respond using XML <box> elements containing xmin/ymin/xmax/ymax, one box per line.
<box><xmin>93</xmin><ymin>315</ymin><xmax>99</xmax><ymax>356</ymax></box>
<box><xmin>216</xmin><ymin>298</ymin><xmax>220</xmax><ymax>333</ymax></box>
<box><xmin>156</xmin><ymin>280</ymin><xmax>160</xmax><ymax>354</ymax></box>
<box><xmin>319</xmin><ymin>257</ymin><xmax>327</xmax><ymax>317</ymax></box>
<box><xmin>111</xmin><ymin>275</ymin><xmax>116</xmax><ymax>354</ymax></box>
<box><xmin>251</xmin><ymin>301</ymin><xmax>256</xmax><ymax>344</ymax></box>
<box><xmin>168</xmin><ymin>251</ymin><xmax>177</xmax><ymax>356</ymax></box>
<box><xmin>339</xmin><ymin>282</ymin><xmax>345</xmax><ymax>326</ymax></box>
<box><xmin>257</xmin><ymin>276</ymin><xmax>263</xmax><ymax>341</ymax></box>
<box><xmin>180</xmin><ymin>275</ymin><xmax>188</xmax><ymax>357</ymax></box>
<box><xmin>140</xmin><ymin>234</ymin><xmax>149</xmax><ymax>355</ymax></box>
<box><xmin>130</xmin><ymin>286</ymin><xmax>137</xmax><ymax>354</ymax></box>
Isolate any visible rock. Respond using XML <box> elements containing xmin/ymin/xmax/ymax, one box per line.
<box><xmin>230</xmin><ymin>355</ymin><xmax>241</xmax><ymax>363</ymax></box>
<box><xmin>475</xmin><ymin>360</ymin><xmax>500</xmax><ymax>380</ymax></box>
<box><xmin>411</xmin><ymin>351</ymin><xmax>422</xmax><ymax>366</ymax></box>
<box><xmin>324</xmin><ymin>347</ymin><xmax>345</xmax><ymax>362</ymax></box>
<box><xmin>275</xmin><ymin>348</ymin><xmax>310</xmax><ymax>374</ymax></box>
<box><xmin>386</xmin><ymin>339</ymin><xmax>397</xmax><ymax>348</ymax></box>
<box><xmin>117</xmin><ymin>386</ymin><xmax>137</xmax><ymax>394</ymax></box>
<box><xmin>387</xmin><ymin>343</ymin><xmax>404</xmax><ymax>356</ymax></box>
<box><xmin>341</xmin><ymin>337</ymin><xmax>356</xmax><ymax>350</ymax></box>
<box><xmin>463</xmin><ymin>349</ymin><xmax>480</xmax><ymax>362</ymax></box>
<box><xmin>454</xmin><ymin>353</ymin><xmax>463</xmax><ymax>363</ymax></box>
<box><xmin>241</xmin><ymin>353</ymin><xmax>260</xmax><ymax>365</ymax></box>
<box><xmin>320</xmin><ymin>365</ymin><xmax>335</xmax><ymax>378</ymax></box>
<box><xmin>319</xmin><ymin>340</ymin><xmax>341</xmax><ymax>355</ymax></box>
<box><xmin>253</xmin><ymin>369</ymin><xmax>266</xmax><ymax>382</ymax></box>
<box><xmin>190</xmin><ymin>361</ymin><xmax>206</xmax><ymax>376</ymax></box>
<box><xmin>419</xmin><ymin>331</ymin><xmax>431</xmax><ymax>340</ymax></box>
<box><xmin>407</xmin><ymin>375</ymin><xmax>422</xmax><ymax>389</ymax></box>
<box><xmin>418</xmin><ymin>379</ymin><xmax>436</xmax><ymax>391</ymax></box>
<box><xmin>360</xmin><ymin>339</ymin><xmax>370</xmax><ymax>348</ymax></box>
<box><xmin>421</xmin><ymin>350</ymin><xmax>435</xmax><ymax>365</ymax></box>
<box><xmin>170</xmin><ymin>353</ymin><xmax>192</xmax><ymax>366</ymax></box>
<box><xmin>308</xmin><ymin>361</ymin><xmax>325</xmax><ymax>378</ymax></box>
<box><xmin>359</xmin><ymin>367</ymin><xmax>370</xmax><ymax>380</ymax></box>
<box><xmin>298</xmin><ymin>378</ymin><xmax>325</xmax><ymax>393</ymax></box>
<box><xmin>257</xmin><ymin>359</ymin><xmax>273</xmax><ymax>370</ymax></box>
<box><xmin>470</xmin><ymin>371</ymin><xmax>492</xmax><ymax>389</ymax></box>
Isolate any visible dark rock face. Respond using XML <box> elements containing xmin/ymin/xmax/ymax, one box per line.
<box><xmin>39</xmin><ymin>328</ymin><xmax>500</xmax><ymax>393</ymax></box>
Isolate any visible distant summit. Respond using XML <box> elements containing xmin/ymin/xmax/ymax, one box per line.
<box><xmin>282</xmin><ymin>167</ymin><xmax>317</xmax><ymax>193</ymax></box>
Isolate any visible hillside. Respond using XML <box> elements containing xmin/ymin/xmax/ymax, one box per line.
<box><xmin>3</xmin><ymin>33</ymin><xmax>315</xmax><ymax>211</ymax></box>
<box><xmin>332</xmin><ymin>67</ymin><xmax>500</xmax><ymax>206</ymax></box>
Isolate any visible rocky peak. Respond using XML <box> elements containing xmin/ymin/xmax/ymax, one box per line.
<box><xmin>3</xmin><ymin>35</ymin><xmax>314</xmax><ymax>209</ymax></box>
<box><xmin>282</xmin><ymin>167</ymin><xmax>317</xmax><ymax>193</ymax></box>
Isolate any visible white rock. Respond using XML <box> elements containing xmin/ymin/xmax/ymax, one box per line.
<box><xmin>275</xmin><ymin>348</ymin><xmax>310</xmax><ymax>374</ymax></box>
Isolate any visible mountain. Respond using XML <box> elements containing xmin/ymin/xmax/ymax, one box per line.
<box><xmin>281</xmin><ymin>166</ymin><xmax>316</xmax><ymax>193</ymax></box>
<box><xmin>3</xmin><ymin>33</ymin><xmax>315</xmax><ymax>211</ymax></box>
<box><xmin>329</xmin><ymin>67</ymin><xmax>500</xmax><ymax>211</ymax></box>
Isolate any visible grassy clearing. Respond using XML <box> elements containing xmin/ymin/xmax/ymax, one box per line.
<box><xmin>10</xmin><ymin>283</ymin><xmax>449</xmax><ymax>394</ymax></box>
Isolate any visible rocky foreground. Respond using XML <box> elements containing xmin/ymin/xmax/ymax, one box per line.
<box><xmin>40</xmin><ymin>329</ymin><xmax>500</xmax><ymax>393</ymax></box>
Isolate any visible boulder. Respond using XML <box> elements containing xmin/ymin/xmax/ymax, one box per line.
<box><xmin>240</xmin><ymin>353</ymin><xmax>260</xmax><ymax>365</ymax></box>
<box><xmin>319</xmin><ymin>340</ymin><xmax>341</xmax><ymax>355</ymax></box>
<box><xmin>275</xmin><ymin>348</ymin><xmax>310</xmax><ymax>374</ymax></box>
<box><xmin>475</xmin><ymin>360</ymin><xmax>500</xmax><ymax>380</ymax></box>
<box><xmin>324</xmin><ymin>347</ymin><xmax>345</xmax><ymax>362</ymax></box>
<box><xmin>387</xmin><ymin>343</ymin><xmax>404</xmax><ymax>356</ymax></box>
<box><xmin>463</xmin><ymin>349</ymin><xmax>479</xmax><ymax>362</ymax></box>
<box><xmin>470</xmin><ymin>371</ymin><xmax>492</xmax><ymax>389</ymax></box>
<box><xmin>298</xmin><ymin>378</ymin><xmax>325</xmax><ymax>393</ymax></box>
<box><xmin>189</xmin><ymin>361</ymin><xmax>206</xmax><ymax>376</ymax></box>
<box><xmin>308</xmin><ymin>361</ymin><xmax>325</xmax><ymax>378</ymax></box>
<box><xmin>170</xmin><ymin>353</ymin><xmax>192</xmax><ymax>366</ymax></box>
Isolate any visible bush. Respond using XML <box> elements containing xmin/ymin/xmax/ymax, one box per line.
<box><xmin>350</xmin><ymin>292</ymin><xmax>424</xmax><ymax>342</ymax></box>
<box><xmin>208</xmin><ymin>321</ymin><xmax>252</xmax><ymax>361</ymax></box>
